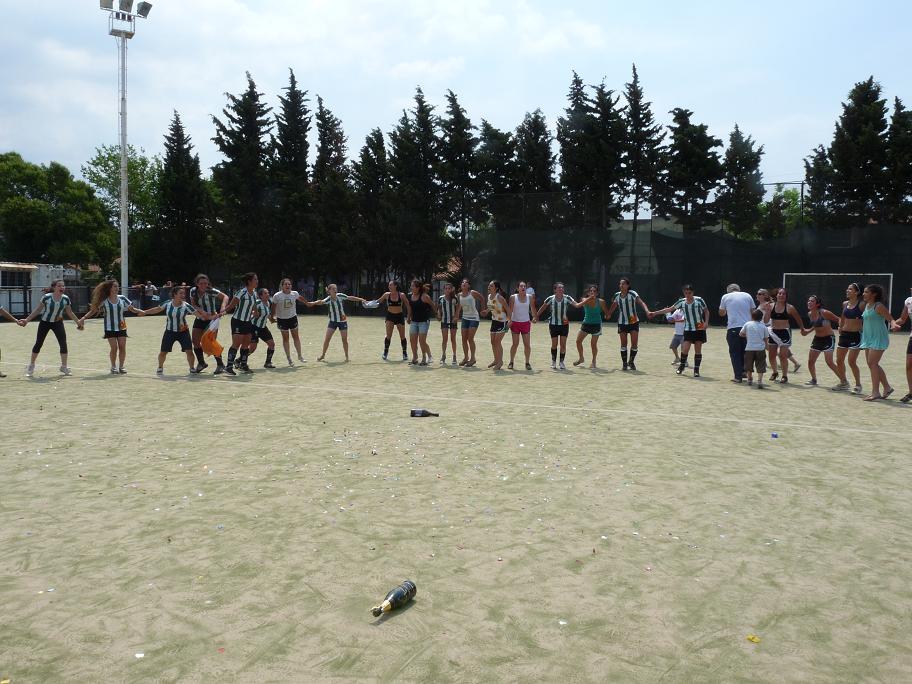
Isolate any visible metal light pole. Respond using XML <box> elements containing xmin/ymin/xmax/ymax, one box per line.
<box><xmin>99</xmin><ymin>1</ymin><xmax>152</xmax><ymax>294</ymax></box>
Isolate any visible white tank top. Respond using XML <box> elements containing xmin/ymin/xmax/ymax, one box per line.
<box><xmin>487</xmin><ymin>294</ymin><xmax>507</xmax><ymax>322</ymax></box>
<box><xmin>459</xmin><ymin>293</ymin><xmax>479</xmax><ymax>320</ymax></box>
<box><xmin>510</xmin><ymin>294</ymin><xmax>531</xmax><ymax>323</ymax></box>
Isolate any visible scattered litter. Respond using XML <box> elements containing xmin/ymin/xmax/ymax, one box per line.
<box><xmin>644</xmin><ymin>566</ymin><xmax>653</xmax><ymax>572</ymax></box>
<box><xmin>135</xmin><ymin>653</ymin><xmax>145</xmax><ymax>659</ymax></box>
<box><xmin>771</xmin><ymin>433</ymin><xmax>779</xmax><ymax>439</ymax></box>
<box><xmin>497</xmin><ymin>557</ymin><xmax>503</xmax><ymax>562</ymax></box>
<box><xmin>746</xmin><ymin>634</ymin><xmax>761</xmax><ymax>643</ymax></box>
<box><xmin>600</xmin><ymin>535</ymin><xmax>608</xmax><ymax>540</ymax></box>
<box><xmin>371</xmin><ymin>580</ymin><xmax>417</xmax><ymax>616</ymax></box>
<box><xmin>46</xmin><ymin>587</ymin><xmax>55</xmax><ymax>592</ymax></box>
<box><xmin>217</xmin><ymin>647</ymin><xmax>225</xmax><ymax>654</ymax></box>
<box><xmin>558</xmin><ymin>619</ymin><xmax>568</xmax><ymax>626</ymax></box>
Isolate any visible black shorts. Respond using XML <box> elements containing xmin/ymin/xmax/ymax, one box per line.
<box><xmin>811</xmin><ymin>335</ymin><xmax>836</xmax><ymax>353</ymax></box>
<box><xmin>252</xmin><ymin>325</ymin><xmax>273</xmax><ymax>343</ymax></box>
<box><xmin>490</xmin><ymin>320</ymin><xmax>508</xmax><ymax>334</ymax></box>
<box><xmin>549</xmin><ymin>324</ymin><xmax>569</xmax><ymax>338</ymax></box>
<box><xmin>618</xmin><ymin>322</ymin><xmax>640</xmax><ymax>334</ymax></box>
<box><xmin>386</xmin><ymin>311</ymin><xmax>405</xmax><ymax>325</ymax></box>
<box><xmin>161</xmin><ymin>330</ymin><xmax>192</xmax><ymax>352</ymax></box>
<box><xmin>683</xmin><ymin>329</ymin><xmax>707</xmax><ymax>343</ymax></box>
<box><xmin>441</xmin><ymin>322</ymin><xmax>458</xmax><ymax>330</ymax></box>
<box><xmin>581</xmin><ymin>323</ymin><xmax>602</xmax><ymax>336</ymax></box>
<box><xmin>103</xmin><ymin>330</ymin><xmax>128</xmax><ymax>339</ymax></box>
<box><xmin>231</xmin><ymin>319</ymin><xmax>254</xmax><ymax>336</ymax></box>
<box><xmin>193</xmin><ymin>317</ymin><xmax>210</xmax><ymax>331</ymax></box>
<box><xmin>768</xmin><ymin>328</ymin><xmax>791</xmax><ymax>347</ymax></box>
<box><xmin>907</xmin><ymin>337</ymin><xmax>912</xmax><ymax>356</ymax></box>
<box><xmin>838</xmin><ymin>331</ymin><xmax>861</xmax><ymax>349</ymax></box>
<box><xmin>276</xmin><ymin>317</ymin><xmax>298</xmax><ymax>331</ymax></box>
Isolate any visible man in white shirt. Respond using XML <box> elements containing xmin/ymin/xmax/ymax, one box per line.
<box><xmin>719</xmin><ymin>283</ymin><xmax>755</xmax><ymax>383</ymax></box>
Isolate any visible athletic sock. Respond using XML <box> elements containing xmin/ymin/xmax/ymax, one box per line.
<box><xmin>679</xmin><ymin>353</ymin><xmax>688</xmax><ymax>370</ymax></box>
<box><xmin>551</xmin><ymin>348</ymin><xmax>558</xmax><ymax>362</ymax></box>
<box><xmin>384</xmin><ymin>337</ymin><xmax>391</xmax><ymax>355</ymax></box>
<box><xmin>559</xmin><ymin>352</ymin><xmax>566</xmax><ymax>362</ymax></box>
<box><xmin>620</xmin><ymin>347</ymin><xmax>628</xmax><ymax>365</ymax></box>
<box><xmin>193</xmin><ymin>347</ymin><xmax>205</xmax><ymax>365</ymax></box>
<box><xmin>400</xmin><ymin>338</ymin><xmax>408</xmax><ymax>354</ymax></box>
<box><xmin>227</xmin><ymin>347</ymin><xmax>237</xmax><ymax>366</ymax></box>
<box><xmin>629</xmin><ymin>348</ymin><xmax>638</xmax><ymax>363</ymax></box>
<box><xmin>239</xmin><ymin>348</ymin><xmax>249</xmax><ymax>365</ymax></box>
<box><xmin>215</xmin><ymin>355</ymin><xmax>225</xmax><ymax>368</ymax></box>
<box><xmin>694</xmin><ymin>353</ymin><xmax>703</xmax><ymax>370</ymax></box>
<box><xmin>266</xmin><ymin>348</ymin><xmax>275</xmax><ymax>364</ymax></box>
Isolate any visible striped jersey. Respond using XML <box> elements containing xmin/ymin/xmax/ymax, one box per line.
<box><xmin>252</xmin><ymin>300</ymin><xmax>270</xmax><ymax>328</ymax></box>
<box><xmin>322</xmin><ymin>294</ymin><xmax>349</xmax><ymax>323</ymax></box>
<box><xmin>438</xmin><ymin>296</ymin><xmax>458</xmax><ymax>324</ymax></box>
<box><xmin>543</xmin><ymin>294</ymin><xmax>576</xmax><ymax>325</ymax></box>
<box><xmin>40</xmin><ymin>293</ymin><xmax>70</xmax><ymax>322</ymax></box>
<box><xmin>673</xmin><ymin>296</ymin><xmax>708</xmax><ymax>331</ymax></box>
<box><xmin>231</xmin><ymin>288</ymin><xmax>258</xmax><ymax>322</ymax></box>
<box><xmin>190</xmin><ymin>286</ymin><xmax>224</xmax><ymax>315</ymax></box>
<box><xmin>101</xmin><ymin>295</ymin><xmax>131</xmax><ymax>333</ymax></box>
<box><xmin>162</xmin><ymin>301</ymin><xmax>195</xmax><ymax>332</ymax></box>
<box><xmin>613</xmin><ymin>290</ymin><xmax>641</xmax><ymax>324</ymax></box>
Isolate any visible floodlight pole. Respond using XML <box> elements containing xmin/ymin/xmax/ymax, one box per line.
<box><xmin>101</xmin><ymin>2</ymin><xmax>151</xmax><ymax>294</ymax></box>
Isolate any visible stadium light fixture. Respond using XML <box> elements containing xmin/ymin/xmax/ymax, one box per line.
<box><xmin>100</xmin><ymin>0</ymin><xmax>151</xmax><ymax>294</ymax></box>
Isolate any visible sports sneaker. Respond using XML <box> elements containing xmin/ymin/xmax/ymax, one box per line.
<box><xmin>805</xmin><ymin>379</ymin><xmax>817</xmax><ymax>386</ymax></box>
<box><xmin>525</xmin><ymin>362</ymin><xmax>532</xmax><ymax>371</ymax></box>
<box><xmin>628</xmin><ymin>362</ymin><xmax>637</xmax><ymax>371</ymax></box>
<box><xmin>451</xmin><ymin>356</ymin><xmax>458</xmax><ymax>365</ymax></box>
<box><xmin>439</xmin><ymin>357</ymin><xmax>446</xmax><ymax>365</ymax></box>
<box><xmin>223</xmin><ymin>365</ymin><xmax>236</xmax><ymax>376</ymax></box>
<box><xmin>693</xmin><ymin>368</ymin><xmax>700</xmax><ymax>377</ymax></box>
<box><xmin>426</xmin><ymin>355</ymin><xmax>433</xmax><ymax>364</ymax></box>
<box><xmin>214</xmin><ymin>366</ymin><xmax>225</xmax><ymax>375</ymax></box>
<box><xmin>118</xmin><ymin>368</ymin><xmax>127</xmax><ymax>374</ymax></box>
<box><xmin>853</xmin><ymin>385</ymin><xmax>863</xmax><ymax>394</ymax></box>
<box><xmin>507</xmin><ymin>362</ymin><xmax>514</xmax><ymax>370</ymax></box>
<box><xmin>622</xmin><ymin>363</ymin><xmax>629</xmax><ymax>371</ymax></box>
<box><xmin>240</xmin><ymin>363</ymin><xmax>253</xmax><ymax>373</ymax></box>
<box><xmin>550</xmin><ymin>361</ymin><xmax>557</xmax><ymax>369</ymax></box>
<box><xmin>156</xmin><ymin>368</ymin><xmax>164</xmax><ymax>375</ymax></box>
<box><xmin>297</xmin><ymin>355</ymin><xmax>305</xmax><ymax>363</ymax></box>
<box><xmin>769</xmin><ymin>371</ymin><xmax>779</xmax><ymax>381</ymax></box>
<box><xmin>676</xmin><ymin>366</ymin><xmax>685</xmax><ymax>375</ymax></box>
<box><xmin>59</xmin><ymin>366</ymin><xmax>72</xmax><ymax>376</ymax></box>
<box><xmin>264</xmin><ymin>361</ymin><xmax>276</xmax><ymax>369</ymax></box>
<box><xmin>26</xmin><ymin>365</ymin><xmax>35</xmax><ymax>377</ymax></box>
<box><xmin>381</xmin><ymin>353</ymin><xmax>388</xmax><ymax>361</ymax></box>
<box><xmin>671</xmin><ymin>359</ymin><xmax>679</xmax><ymax>366</ymax></box>
<box><xmin>402</xmin><ymin>352</ymin><xmax>408</xmax><ymax>361</ymax></box>
<box><xmin>288</xmin><ymin>357</ymin><xmax>296</xmax><ymax>366</ymax></box>
<box><xmin>832</xmin><ymin>381</ymin><xmax>850</xmax><ymax>391</ymax></box>
<box><xmin>419</xmin><ymin>360</ymin><xmax>427</xmax><ymax>366</ymax></box>
<box><xmin>559</xmin><ymin>361</ymin><xmax>566</xmax><ymax>370</ymax></box>
<box><xmin>195</xmin><ymin>361</ymin><xmax>209</xmax><ymax>373</ymax></box>
<box><xmin>189</xmin><ymin>367</ymin><xmax>199</xmax><ymax>374</ymax></box>
<box><xmin>110</xmin><ymin>367</ymin><xmax>119</xmax><ymax>374</ymax></box>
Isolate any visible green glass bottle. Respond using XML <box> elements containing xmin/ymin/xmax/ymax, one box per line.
<box><xmin>371</xmin><ymin>580</ymin><xmax>417</xmax><ymax>617</ymax></box>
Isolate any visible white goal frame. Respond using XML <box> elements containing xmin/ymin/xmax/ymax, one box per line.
<box><xmin>782</xmin><ymin>272</ymin><xmax>893</xmax><ymax>310</ymax></box>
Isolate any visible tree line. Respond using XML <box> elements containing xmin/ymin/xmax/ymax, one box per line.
<box><xmin>1</xmin><ymin>68</ymin><xmax>910</xmax><ymax>288</ymax></box>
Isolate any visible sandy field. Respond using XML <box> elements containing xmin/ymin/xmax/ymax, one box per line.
<box><xmin>1</xmin><ymin>315</ymin><xmax>911</xmax><ymax>682</ymax></box>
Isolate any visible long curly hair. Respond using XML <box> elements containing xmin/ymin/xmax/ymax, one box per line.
<box><xmin>90</xmin><ymin>280</ymin><xmax>118</xmax><ymax>310</ymax></box>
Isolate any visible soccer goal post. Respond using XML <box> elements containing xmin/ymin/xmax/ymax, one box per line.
<box><xmin>782</xmin><ymin>273</ymin><xmax>893</xmax><ymax>311</ymax></box>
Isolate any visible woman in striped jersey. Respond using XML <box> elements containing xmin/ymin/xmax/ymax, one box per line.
<box><xmin>79</xmin><ymin>279</ymin><xmax>145</xmax><ymax>374</ymax></box>
<box><xmin>222</xmin><ymin>272</ymin><xmax>259</xmax><ymax>374</ymax></box>
<box><xmin>799</xmin><ymin>295</ymin><xmax>848</xmax><ymax>388</ymax></box>
<box><xmin>536</xmin><ymin>282</ymin><xmax>576</xmax><ymax>370</ymax></box>
<box><xmin>604</xmin><ymin>277</ymin><xmax>652</xmax><ymax>371</ymax></box>
<box><xmin>507</xmin><ymin>280</ymin><xmax>536</xmax><ymax>371</ymax></box>
<box><xmin>141</xmin><ymin>286</ymin><xmax>198</xmax><ymax>375</ymax></box>
<box><xmin>405</xmin><ymin>280</ymin><xmax>436</xmax><ymax>366</ymax></box>
<box><xmin>571</xmin><ymin>285</ymin><xmax>610</xmax><ymax>369</ymax></box>
<box><xmin>481</xmin><ymin>280</ymin><xmax>510</xmax><ymax>371</ymax></box>
<box><xmin>437</xmin><ymin>281</ymin><xmax>459</xmax><ymax>365</ymax></box>
<box><xmin>249</xmin><ymin>288</ymin><xmax>277</xmax><ymax>369</ymax></box>
<box><xmin>370</xmin><ymin>281</ymin><xmax>408</xmax><ymax>362</ymax></box>
<box><xmin>0</xmin><ymin>305</ymin><xmax>20</xmax><ymax>377</ymax></box>
<box><xmin>19</xmin><ymin>279</ymin><xmax>83</xmax><ymax>377</ymax></box>
<box><xmin>456</xmin><ymin>279</ymin><xmax>485</xmax><ymax>367</ymax></box>
<box><xmin>189</xmin><ymin>274</ymin><xmax>228</xmax><ymax>374</ymax></box>
<box><xmin>306</xmin><ymin>284</ymin><xmax>367</xmax><ymax>362</ymax></box>
<box><xmin>650</xmin><ymin>284</ymin><xmax>709</xmax><ymax>377</ymax></box>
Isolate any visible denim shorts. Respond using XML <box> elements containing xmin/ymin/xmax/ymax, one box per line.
<box><xmin>328</xmin><ymin>321</ymin><xmax>348</xmax><ymax>331</ymax></box>
<box><xmin>410</xmin><ymin>320</ymin><xmax>430</xmax><ymax>335</ymax></box>
<box><xmin>461</xmin><ymin>319</ymin><xmax>480</xmax><ymax>330</ymax></box>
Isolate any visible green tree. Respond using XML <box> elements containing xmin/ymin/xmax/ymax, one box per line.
<box><xmin>827</xmin><ymin>76</ymin><xmax>889</xmax><ymax>226</ymax></box>
<box><xmin>81</xmin><ymin>144</ymin><xmax>161</xmax><ymax>233</ymax></box>
<box><xmin>150</xmin><ymin>111</ymin><xmax>212</xmax><ymax>280</ymax></box>
<box><xmin>757</xmin><ymin>185</ymin><xmax>802</xmax><ymax>239</ymax></box>
<box><xmin>439</xmin><ymin>89</ymin><xmax>479</xmax><ymax>266</ymax></box>
<box><xmin>656</xmin><ymin>107</ymin><xmax>723</xmax><ymax>231</ymax></box>
<box><xmin>211</xmin><ymin>72</ymin><xmax>273</xmax><ymax>275</ymax></box>
<box><xmin>0</xmin><ymin>152</ymin><xmax>117</xmax><ymax>266</ymax></box>
<box><xmin>557</xmin><ymin>72</ymin><xmax>594</xmax><ymax>204</ymax></box>
<box><xmin>885</xmin><ymin>96</ymin><xmax>912</xmax><ymax>224</ymax></box>
<box><xmin>271</xmin><ymin>69</ymin><xmax>312</xmax><ymax>278</ymax></box>
<box><xmin>514</xmin><ymin>109</ymin><xmax>555</xmax><ymax>231</ymax></box>
<box><xmin>476</xmin><ymin>120</ymin><xmax>517</xmax><ymax>231</ymax></box>
<box><xmin>352</xmin><ymin>128</ymin><xmax>393</xmax><ymax>287</ymax></box>
<box><xmin>803</xmin><ymin>144</ymin><xmax>834</xmax><ymax>228</ymax></box>
<box><xmin>717</xmin><ymin>124</ymin><xmax>765</xmax><ymax>237</ymax></box>
<box><xmin>588</xmin><ymin>82</ymin><xmax>627</xmax><ymax>227</ymax></box>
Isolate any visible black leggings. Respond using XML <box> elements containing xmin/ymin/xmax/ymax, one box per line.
<box><xmin>33</xmin><ymin>320</ymin><xmax>67</xmax><ymax>354</ymax></box>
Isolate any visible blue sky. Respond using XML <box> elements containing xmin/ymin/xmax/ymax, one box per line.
<box><xmin>1</xmin><ymin>0</ymin><xmax>909</xmax><ymax>186</ymax></box>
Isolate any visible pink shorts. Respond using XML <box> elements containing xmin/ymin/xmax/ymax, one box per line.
<box><xmin>510</xmin><ymin>321</ymin><xmax>531</xmax><ymax>334</ymax></box>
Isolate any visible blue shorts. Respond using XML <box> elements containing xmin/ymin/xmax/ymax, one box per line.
<box><xmin>461</xmin><ymin>319</ymin><xmax>480</xmax><ymax>330</ymax></box>
<box><xmin>328</xmin><ymin>321</ymin><xmax>348</xmax><ymax>331</ymax></box>
<box><xmin>410</xmin><ymin>320</ymin><xmax>430</xmax><ymax>335</ymax></box>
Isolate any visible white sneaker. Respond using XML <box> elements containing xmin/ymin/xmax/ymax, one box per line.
<box><xmin>287</xmin><ymin>357</ymin><xmax>294</xmax><ymax>366</ymax></box>
<box><xmin>111</xmin><ymin>367</ymin><xmax>119</xmax><ymax>374</ymax></box>
<box><xmin>853</xmin><ymin>385</ymin><xmax>863</xmax><ymax>394</ymax></box>
<box><xmin>59</xmin><ymin>366</ymin><xmax>71</xmax><ymax>376</ymax></box>
<box><xmin>297</xmin><ymin>356</ymin><xmax>305</xmax><ymax>363</ymax></box>
<box><xmin>451</xmin><ymin>356</ymin><xmax>458</xmax><ymax>365</ymax></box>
<box><xmin>559</xmin><ymin>361</ymin><xmax>566</xmax><ymax>370</ymax></box>
<box><xmin>156</xmin><ymin>368</ymin><xmax>164</xmax><ymax>375</ymax></box>
<box><xmin>550</xmin><ymin>361</ymin><xmax>556</xmax><ymax>369</ymax></box>
<box><xmin>439</xmin><ymin>357</ymin><xmax>446</xmax><ymax>365</ymax></box>
<box><xmin>26</xmin><ymin>365</ymin><xmax>35</xmax><ymax>377</ymax></box>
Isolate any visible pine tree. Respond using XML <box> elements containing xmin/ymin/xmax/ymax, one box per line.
<box><xmin>514</xmin><ymin>109</ymin><xmax>555</xmax><ymax>230</ymax></box>
<box><xmin>827</xmin><ymin>76</ymin><xmax>889</xmax><ymax>226</ymax></box>
<box><xmin>803</xmin><ymin>145</ymin><xmax>834</xmax><ymax>228</ymax></box>
<box><xmin>623</xmin><ymin>64</ymin><xmax>665</xmax><ymax>267</ymax></box>
<box><xmin>351</xmin><ymin>128</ymin><xmax>392</xmax><ymax>287</ymax></box>
<box><xmin>717</xmin><ymin>124</ymin><xmax>764</xmax><ymax>237</ymax></box>
<box><xmin>271</xmin><ymin>69</ymin><xmax>312</xmax><ymax>277</ymax></box>
<box><xmin>154</xmin><ymin>111</ymin><xmax>211</xmax><ymax>279</ymax></box>
<box><xmin>556</xmin><ymin>72</ymin><xmax>593</xmax><ymax>204</ymax></box>
<box><xmin>476</xmin><ymin>120</ymin><xmax>517</xmax><ymax>231</ymax></box>
<box><xmin>211</xmin><ymin>72</ymin><xmax>273</xmax><ymax>274</ymax></box>
<box><xmin>656</xmin><ymin>107</ymin><xmax>723</xmax><ymax>231</ymax></box>
<box><xmin>885</xmin><ymin>96</ymin><xmax>912</xmax><ymax>224</ymax></box>
<box><xmin>588</xmin><ymin>82</ymin><xmax>627</xmax><ymax>228</ymax></box>
<box><xmin>439</xmin><ymin>90</ymin><xmax>478</xmax><ymax>264</ymax></box>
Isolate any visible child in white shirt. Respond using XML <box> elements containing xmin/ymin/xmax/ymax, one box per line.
<box><xmin>666</xmin><ymin>309</ymin><xmax>686</xmax><ymax>365</ymax></box>
<box><xmin>740</xmin><ymin>309</ymin><xmax>771</xmax><ymax>387</ymax></box>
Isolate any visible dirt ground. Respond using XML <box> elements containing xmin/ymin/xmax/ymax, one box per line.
<box><xmin>1</xmin><ymin>316</ymin><xmax>911</xmax><ymax>682</ymax></box>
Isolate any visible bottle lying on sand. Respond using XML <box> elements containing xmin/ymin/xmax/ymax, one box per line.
<box><xmin>410</xmin><ymin>409</ymin><xmax>438</xmax><ymax>417</ymax></box>
<box><xmin>371</xmin><ymin>580</ymin><xmax>417</xmax><ymax>617</ymax></box>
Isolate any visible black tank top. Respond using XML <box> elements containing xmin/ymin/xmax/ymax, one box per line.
<box><xmin>410</xmin><ymin>293</ymin><xmax>431</xmax><ymax>322</ymax></box>
<box><xmin>388</xmin><ymin>292</ymin><xmax>402</xmax><ymax>309</ymax></box>
<box><xmin>771</xmin><ymin>304</ymin><xmax>789</xmax><ymax>320</ymax></box>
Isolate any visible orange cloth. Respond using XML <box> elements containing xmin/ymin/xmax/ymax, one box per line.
<box><xmin>200</xmin><ymin>318</ymin><xmax>223</xmax><ymax>357</ymax></box>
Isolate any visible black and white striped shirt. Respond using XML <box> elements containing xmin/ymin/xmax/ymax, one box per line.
<box><xmin>613</xmin><ymin>290</ymin><xmax>641</xmax><ymax>325</ymax></box>
<box><xmin>232</xmin><ymin>289</ymin><xmax>257</xmax><ymax>322</ymax></box>
<box><xmin>39</xmin><ymin>293</ymin><xmax>70</xmax><ymax>322</ymax></box>
<box><xmin>438</xmin><ymin>296</ymin><xmax>458</xmax><ymax>324</ymax></box>
<box><xmin>322</xmin><ymin>294</ymin><xmax>350</xmax><ymax>323</ymax></box>
<box><xmin>543</xmin><ymin>294</ymin><xmax>576</xmax><ymax>325</ymax></box>
<box><xmin>162</xmin><ymin>301</ymin><xmax>195</xmax><ymax>332</ymax></box>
